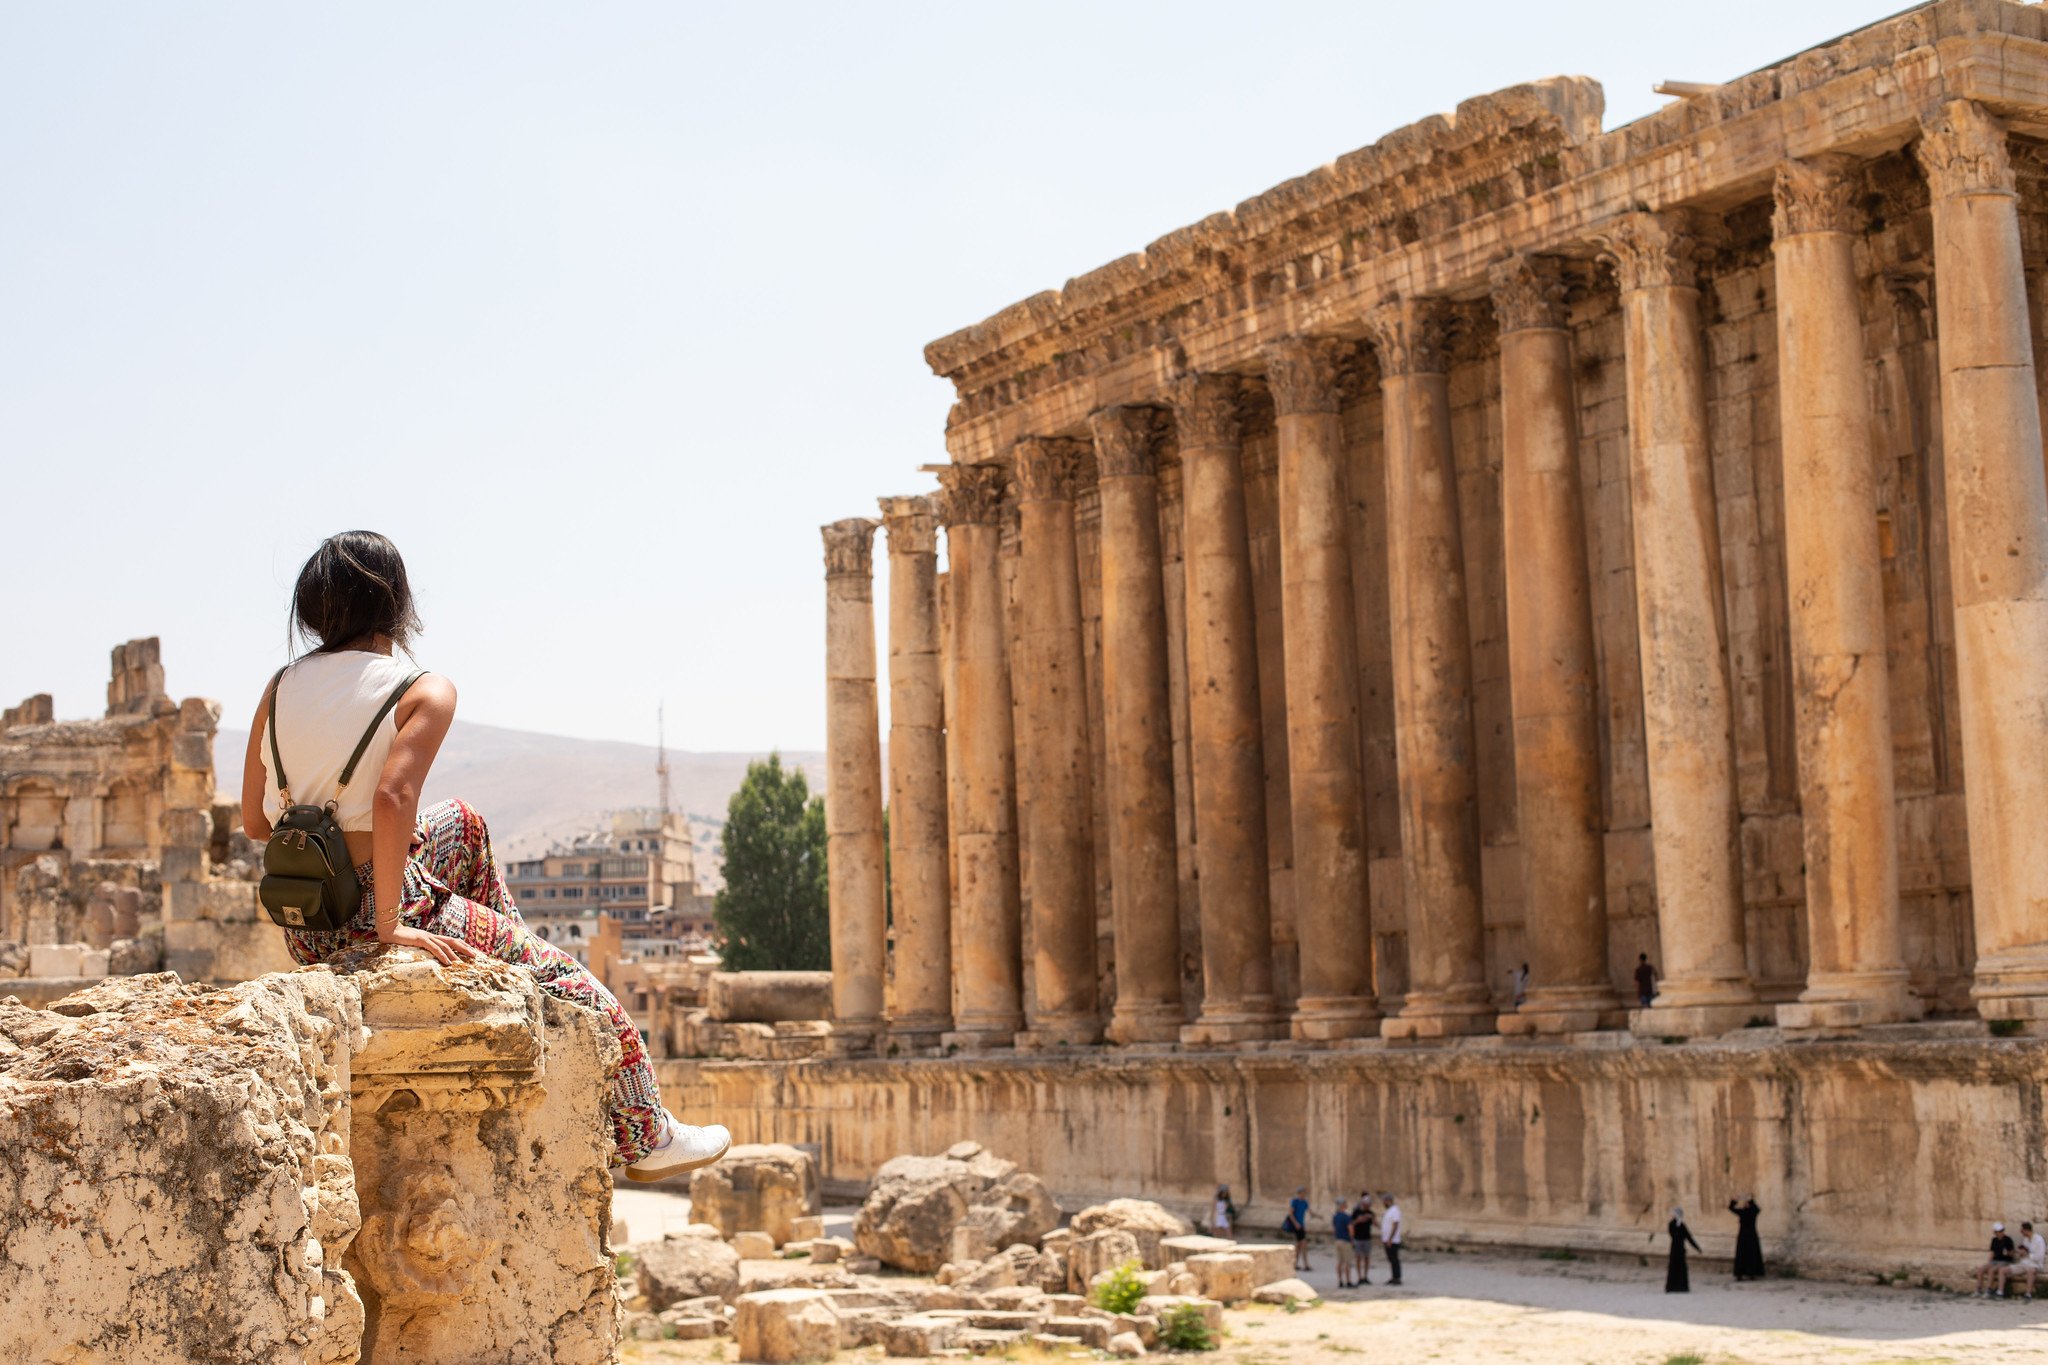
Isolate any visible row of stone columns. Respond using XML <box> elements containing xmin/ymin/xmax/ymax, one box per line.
<box><xmin>820</xmin><ymin>97</ymin><xmax>2048</xmax><ymax>1048</ymax></box>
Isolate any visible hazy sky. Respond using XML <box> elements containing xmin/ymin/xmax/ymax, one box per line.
<box><xmin>0</xmin><ymin>1</ymin><xmax>1890</xmax><ymax>751</ymax></box>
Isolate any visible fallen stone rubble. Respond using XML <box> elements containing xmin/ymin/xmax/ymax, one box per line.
<box><xmin>618</xmin><ymin>1143</ymin><xmax>1316</xmax><ymax>1361</ymax></box>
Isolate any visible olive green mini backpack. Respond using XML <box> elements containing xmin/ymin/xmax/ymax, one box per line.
<box><xmin>258</xmin><ymin>665</ymin><xmax>422</xmax><ymax>932</ymax></box>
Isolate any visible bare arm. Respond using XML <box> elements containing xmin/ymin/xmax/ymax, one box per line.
<box><xmin>242</xmin><ymin>691</ymin><xmax>275</xmax><ymax>841</ymax></box>
<box><xmin>369</xmin><ymin>675</ymin><xmax>477</xmax><ymax>965</ymax></box>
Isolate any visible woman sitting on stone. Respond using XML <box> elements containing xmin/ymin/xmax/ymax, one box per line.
<box><xmin>240</xmin><ymin>529</ymin><xmax>728</xmax><ymax>1182</ymax></box>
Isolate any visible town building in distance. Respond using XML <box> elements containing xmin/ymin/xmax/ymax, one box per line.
<box><xmin>507</xmin><ymin>808</ymin><xmax>711</xmax><ymax>958</ymax></box>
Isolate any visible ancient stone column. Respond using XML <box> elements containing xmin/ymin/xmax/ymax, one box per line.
<box><xmin>1361</xmin><ymin>301</ymin><xmax>1494</xmax><ymax>1040</ymax></box>
<box><xmin>1488</xmin><ymin>257</ymin><xmax>1620</xmax><ymax>1035</ymax></box>
<box><xmin>1009</xmin><ymin>437</ymin><xmax>1100</xmax><ymax>1046</ymax></box>
<box><xmin>821</xmin><ymin>518</ymin><xmax>887</xmax><ymax>1046</ymax></box>
<box><xmin>1170</xmin><ymin>373</ymin><xmax>1284</xmax><ymax>1043</ymax></box>
<box><xmin>1768</xmin><ymin>158</ymin><xmax>1919</xmax><ymax>1029</ymax></box>
<box><xmin>1262</xmin><ymin>336</ymin><xmax>1380</xmax><ymax>1040</ymax></box>
<box><xmin>1088</xmin><ymin>405</ymin><xmax>1186</xmax><ymax>1044</ymax></box>
<box><xmin>1596</xmin><ymin>211</ymin><xmax>1758</xmax><ymax>1035</ymax></box>
<box><xmin>936</xmin><ymin>464</ymin><xmax>1025</xmax><ymax>1047</ymax></box>
<box><xmin>1917</xmin><ymin>102</ymin><xmax>2048</xmax><ymax>1022</ymax></box>
<box><xmin>879</xmin><ymin>494</ymin><xmax>953</xmax><ymax>1048</ymax></box>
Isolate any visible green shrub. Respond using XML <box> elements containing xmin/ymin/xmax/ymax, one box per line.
<box><xmin>1159</xmin><ymin>1302</ymin><xmax>1218</xmax><ymax>1351</ymax></box>
<box><xmin>612</xmin><ymin>1251</ymin><xmax>636</xmax><ymax>1279</ymax></box>
<box><xmin>1990</xmin><ymin>1018</ymin><xmax>2025</xmax><ymax>1038</ymax></box>
<box><xmin>1091</xmin><ymin>1259</ymin><xmax>1148</xmax><ymax>1316</ymax></box>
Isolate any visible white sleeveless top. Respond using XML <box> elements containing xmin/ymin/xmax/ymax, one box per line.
<box><xmin>259</xmin><ymin>652</ymin><xmax>424</xmax><ymax>832</ymax></box>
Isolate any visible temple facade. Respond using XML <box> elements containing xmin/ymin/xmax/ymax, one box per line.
<box><xmin>821</xmin><ymin>1</ymin><xmax>2048</xmax><ymax>1050</ymax></box>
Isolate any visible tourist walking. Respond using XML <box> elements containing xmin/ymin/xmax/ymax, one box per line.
<box><xmin>1353</xmin><ymin>1194</ymin><xmax>1376</xmax><ymax>1285</ymax></box>
<box><xmin>1977</xmin><ymin>1222</ymin><xmax>2018</xmax><ymax>1296</ymax></box>
<box><xmin>1512</xmin><ymin>962</ymin><xmax>1530</xmax><ymax>1008</ymax></box>
<box><xmin>1665</xmin><ymin>1209</ymin><xmax>1701</xmax><ymax>1292</ymax></box>
<box><xmin>1332</xmin><ymin>1193</ymin><xmax>1357</xmax><ymax>1288</ymax></box>
<box><xmin>243</xmin><ymin>530</ymin><xmax>729</xmax><ymax>1182</ymax></box>
<box><xmin>1212</xmin><ymin>1184</ymin><xmax>1237</xmax><ymax>1237</ymax></box>
<box><xmin>1728</xmin><ymin>1195</ymin><xmax>1765</xmax><ymax>1280</ymax></box>
<box><xmin>1284</xmin><ymin>1187</ymin><xmax>1312</xmax><ymax>1271</ymax></box>
<box><xmin>1381</xmin><ymin>1193</ymin><xmax>1404</xmax><ymax>1285</ymax></box>
<box><xmin>1635</xmin><ymin>953</ymin><xmax>1659</xmax><ymax>1007</ymax></box>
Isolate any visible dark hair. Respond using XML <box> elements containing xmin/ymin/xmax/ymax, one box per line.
<box><xmin>290</xmin><ymin>531</ymin><xmax>422</xmax><ymax>654</ymax></box>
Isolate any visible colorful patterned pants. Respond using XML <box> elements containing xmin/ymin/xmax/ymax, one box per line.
<box><xmin>284</xmin><ymin>798</ymin><xmax>666</xmax><ymax>1164</ymax></box>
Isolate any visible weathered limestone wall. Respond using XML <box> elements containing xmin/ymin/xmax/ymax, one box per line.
<box><xmin>659</xmin><ymin>1037</ymin><xmax>2048</xmax><ymax>1281</ymax></box>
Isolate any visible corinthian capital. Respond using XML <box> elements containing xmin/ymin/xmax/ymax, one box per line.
<box><xmin>1010</xmin><ymin>436</ymin><xmax>1085</xmax><ymax>503</ymax></box>
<box><xmin>1089</xmin><ymin>406</ymin><xmax>1162</xmax><ymax>480</ymax></box>
<box><xmin>1169</xmin><ymin>372</ymin><xmax>1241</xmax><ymax>449</ymax></box>
<box><xmin>1487</xmin><ymin>256</ymin><xmax>1570</xmax><ymax>333</ymax></box>
<box><xmin>1261</xmin><ymin>336</ymin><xmax>1345</xmax><ymax>415</ymax></box>
<box><xmin>1916</xmin><ymin>99</ymin><xmax>2015</xmax><ymax>200</ymax></box>
<box><xmin>1772</xmin><ymin>156</ymin><xmax>1862</xmax><ymax>239</ymax></box>
<box><xmin>821</xmin><ymin>517</ymin><xmax>880</xmax><ymax>578</ymax></box>
<box><xmin>878</xmin><ymin>494</ymin><xmax>938</xmax><ymax>556</ymax></box>
<box><xmin>935</xmin><ymin>462</ymin><xmax>1008</xmax><ymax>528</ymax></box>
<box><xmin>1362</xmin><ymin>297</ymin><xmax>1454</xmax><ymax>376</ymax></box>
<box><xmin>1593</xmin><ymin>211</ymin><xmax>1700</xmax><ymax>294</ymax></box>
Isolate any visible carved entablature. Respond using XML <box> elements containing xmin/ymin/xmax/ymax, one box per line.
<box><xmin>1361</xmin><ymin>298</ymin><xmax>1454</xmax><ymax>377</ymax></box>
<box><xmin>1917</xmin><ymin>99</ymin><xmax>2016</xmax><ymax>200</ymax></box>
<box><xmin>1170</xmin><ymin>372</ymin><xmax>1242</xmax><ymax>450</ymax></box>
<box><xmin>1089</xmin><ymin>406</ymin><xmax>1164</xmax><ymax>480</ymax></box>
<box><xmin>1593</xmin><ymin>211</ymin><xmax>1700</xmax><ymax>294</ymax></box>
<box><xmin>936</xmin><ymin>462</ymin><xmax>1009</xmax><ymax>528</ymax></box>
<box><xmin>1261</xmin><ymin>337</ymin><xmax>1347</xmax><ymax>415</ymax></box>
<box><xmin>1773</xmin><ymin>156</ymin><xmax>1863</xmax><ymax>239</ymax></box>
<box><xmin>1488</xmin><ymin>254</ymin><xmax>1571</xmax><ymax>332</ymax></box>
<box><xmin>878</xmin><ymin>495</ymin><xmax>939</xmax><ymax>556</ymax></box>
<box><xmin>821</xmin><ymin>517</ymin><xmax>880</xmax><ymax>578</ymax></box>
<box><xmin>1010</xmin><ymin>437</ymin><xmax>1086</xmax><ymax>503</ymax></box>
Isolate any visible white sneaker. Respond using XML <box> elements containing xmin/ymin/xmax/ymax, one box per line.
<box><xmin>624</xmin><ymin>1109</ymin><xmax>731</xmax><ymax>1183</ymax></box>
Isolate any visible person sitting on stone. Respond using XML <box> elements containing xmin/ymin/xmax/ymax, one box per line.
<box><xmin>2014</xmin><ymin>1221</ymin><xmax>2046</xmax><ymax>1300</ymax></box>
<box><xmin>1976</xmin><ymin>1221</ymin><xmax>2017</xmax><ymax>1297</ymax></box>
<box><xmin>1212</xmin><ymin>1183</ymin><xmax>1237</xmax><ymax>1237</ymax></box>
<box><xmin>241</xmin><ymin>529</ymin><xmax>728</xmax><ymax>1182</ymax></box>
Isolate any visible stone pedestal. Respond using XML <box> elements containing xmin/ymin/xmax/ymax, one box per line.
<box><xmin>1598</xmin><ymin>211</ymin><xmax>1758</xmax><ymax>1037</ymax></box>
<box><xmin>1091</xmin><ymin>406</ymin><xmax>1187</xmax><ymax>1044</ymax></box>
<box><xmin>1172</xmin><ymin>374</ymin><xmax>1285</xmax><ymax>1045</ymax></box>
<box><xmin>1917</xmin><ymin>102</ymin><xmax>2048</xmax><ymax>1022</ymax></box>
<box><xmin>343</xmin><ymin>950</ymin><xmax>620</xmax><ymax>1365</ymax></box>
<box><xmin>1010</xmin><ymin>437</ymin><xmax>1102</xmax><ymax>1048</ymax></box>
<box><xmin>1361</xmin><ymin>303</ymin><xmax>1493</xmax><ymax>1041</ymax></box>
<box><xmin>1489</xmin><ymin>257</ymin><xmax>1622</xmax><ymax>1037</ymax></box>
<box><xmin>1769</xmin><ymin>159</ymin><xmax>1919</xmax><ymax>1031</ymax></box>
<box><xmin>822</xmin><ymin>518</ymin><xmax>887</xmax><ymax>1049</ymax></box>
<box><xmin>880</xmin><ymin>495</ymin><xmax>953</xmax><ymax>1049</ymax></box>
<box><xmin>938</xmin><ymin>464</ymin><xmax>1026</xmax><ymax>1048</ymax></box>
<box><xmin>1262</xmin><ymin>338</ymin><xmax>1380</xmax><ymax>1041</ymax></box>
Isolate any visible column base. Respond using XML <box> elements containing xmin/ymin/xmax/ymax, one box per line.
<box><xmin>942</xmin><ymin>1013</ymin><xmax>1023</xmax><ymax>1051</ymax></box>
<box><xmin>823</xmin><ymin>1018</ymin><xmax>881</xmax><ymax>1057</ymax></box>
<box><xmin>1013</xmin><ymin>1014</ymin><xmax>1104</xmax><ymax>1050</ymax></box>
<box><xmin>1628</xmin><ymin>997</ymin><xmax>1763</xmax><ymax>1039</ymax></box>
<box><xmin>884</xmin><ymin>1014</ymin><xmax>953</xmax><ymax>1054</ymax></box>
<box><xmin>1180</xmin><ymin>1000</ymin><xmax>1286</xmax><ymax>1046</ymax></box>
<box><xmin>1971</xmin><ymin>947</ymin><xmax>2048</xmax><ymax>1021</ymax></box>
<box><xmin>1289</xmin><ymin>994</ymin><xmax>1383</xmax><ymax>1041</ymax></box>
<box><xmin>1107</xmin><ymin>1002</ymin><xmax>1186</xmax><ymax>1045</ymax></box>
<box><xmin>1776</xmin><ymin>970</ymin><xmax>1923</xmax><ymax>1031</ymax></box>
<box><xmin>1497</xmin><ymin>985</ymin><xmax>1626</xmax><ymax>1036</ymax></box>
<box><xmin>1382</xmin><ymin>987</ymin><xmax>1496</xmax><ymax>1040</ymax></box>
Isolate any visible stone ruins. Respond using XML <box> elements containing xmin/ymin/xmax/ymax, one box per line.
<box><xmin>715</xmin><ymin>0</ymin><xmax>2048</xmax><ymax>1280</ymax></box>
<box><xmin>0</xmin><ymin>638</ymin><xmax>292</xmax><ymax>999</ymax></box>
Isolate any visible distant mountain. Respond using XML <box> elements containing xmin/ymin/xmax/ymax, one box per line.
<box><xmin>216</xmin><ymin>718</ymin><xmax>828</xmax><ymax>868</ymax></box>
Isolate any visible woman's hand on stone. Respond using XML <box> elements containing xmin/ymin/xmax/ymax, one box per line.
<box><xmin>380</xmin><ymin>923</ymin><xmax>481</xmax><ymax>966</ymax></box>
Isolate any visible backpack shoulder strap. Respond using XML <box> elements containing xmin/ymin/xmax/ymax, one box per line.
<box><xmin>333</xmin><ymin>671</ymin><xmax>426</xmax><ymax>803</ymax></box>
<box><xmin>263</xmin><ymin>666</ymin><xmax>291</xmax><ymax>803</ymax></box>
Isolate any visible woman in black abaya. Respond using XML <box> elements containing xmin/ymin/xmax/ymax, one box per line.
<box><xmin>1728</xmin><ymin>1195</ymin><xmax>1765</xmax><ymax>1280</ymax></box>
<box><xmin>1666</xmin><ymin>1208</ymin><xmax>1702</xmax><ymax>1292</ymax></box>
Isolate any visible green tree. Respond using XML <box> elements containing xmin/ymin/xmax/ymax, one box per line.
<box><xmin>713</xmin><ymin>753</ymin><xmax>830</xmax><ymax>970</ymax></box>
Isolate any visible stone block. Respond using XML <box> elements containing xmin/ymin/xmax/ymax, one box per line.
<box><xmin>26</xmin><ymin>943</ymin><xmax>84</xmax><ymax>977</ymax></box>
<box><xmin>636</xmin><ymin>1236</ymin><xmax>743</xmax><ymax>1307</ymax></box>
<box><xmin>1157</xmin><ymin>1233</ymin><xmax>1237</xmax><ymax>1261</ymax></box>
<box><xmin>1234</xmin><ymin>1242</ymin><xmax>1295</xmax><ymax>1286</ymax></box>
<box><xmin>1109</xmin><ymin>1330</ymin><xmax>1147</xmax><ymax>1357</ymax></box>
<box><xmin>1043</xmin><ymin>1314</ymin><xmax>1113</xmax><ymax>1347</ymax></box>
<box><xmin>733</xmin><ymin>1288</ymin><xmax>841</xmax><ymax>1363</ymax></box>
<box><xmin>163</xmin><ymin>918</ymin><xmax>299</xmax><ymax>984</ymax></box>
<box><xmin>657</xmin><ymin>1310</ymin><xmax>723</xmax><ymax>1340</ymax></box>
<box><xmin>1137</xmin><ymin>1294</ymin><xmax>1222</xmax><ymax>1334</ymax></box>
<box><xmin>732</xmin><ymin>1230</ymin><xmax>777</xmax><ymax>1260</ymax></box>
<box><xmin>1185</xmin><ymin>1251</ymin><xmax>1254</xmax><ymax>1302</ymax></box>
<box><xmin>809</xmin><ymin>1235</ymin><xmax>851</xmax><ymax>1263</ymax></box>
<box><xmin>1068</xmin><ymin>1227</ymin><xmax>1142</xmax><ymax>1293</ymax></box>
<box><xmin>853</xmin><ymin>1147</ymin><xmax>1060</xmax><ymax>1273</ymax></box>
<box><xmin>1070</xmin><ymin>1198</ymin><xmax>1195</xmax><ymax>1269</ymax></box>
<box><xmin>706</xmin><ymin>971</ymin><xmax>834</xmax><ymax>1022</ymax></box>
<box><xmin>690</xmin><ymin>1143</ymin><xmax>822</xmax><ymax>1244</ymax></box>
<box><xmin>163</xmin><ymin>807</ymin><xmax>213</xmax><ymax>849</ymax></box>
<box><xmin>1252</xmin><ymin>1277</ymin><xmax>1319</xmax><ymax>1304</ymax></box>
<box><xmin>790</xmin><ymin>1214</ymin><xmax>827</xmax><ymax>1242</ymax></box>
<box><xmin>881</xmin><ymin>1312</ymin><xmax>963</xmax><ymax>1356</ymax></box>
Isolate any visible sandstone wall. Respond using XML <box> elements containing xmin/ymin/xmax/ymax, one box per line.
<box><xmin>659</xmin><ymin>1038</ymin><xmax>2048</xmax><ymax>1282</ymax></box>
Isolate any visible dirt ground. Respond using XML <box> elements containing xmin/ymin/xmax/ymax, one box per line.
<box><xmin>613</xmin><ymin>1189</ymin><xmax>2048</xmax><ymax>1364</ymax></box>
